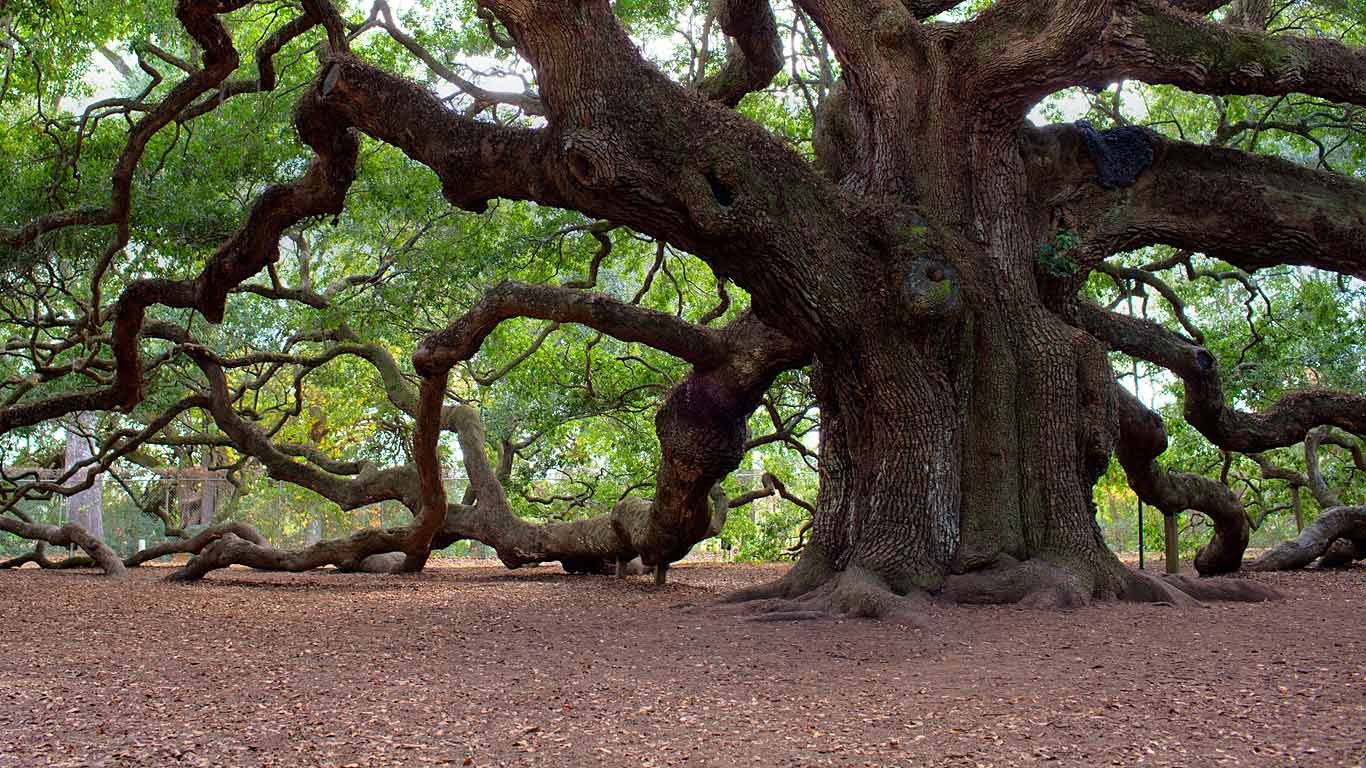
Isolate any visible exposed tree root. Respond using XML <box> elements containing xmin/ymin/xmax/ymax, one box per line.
<box><xmin>1118</xmin><ymin>570</ymin><xmax>1279</xmax><ymax>605</ymax></box>
<box><xmin>942</xmin><ymin>557</ymin><xmax>1091</xmax><ymax>609</ymax></box>
<box><xmin>943</xmin><ymin>558</ymin><xmax>1280</xmax><ymax>608</ymax></box>
<box><xmin>1247</xmin><ymin>506</ymin><xmax>1366</xmax><ymax>571</ymax></box>
<box><xmin>723</xmin><ymin>554</ymin><xmax>929</xmax><ymax>624</ymax></box>
<box><xmin>727</xmin><ymin>551</ymin><xmax>1280</xmax><ymax>620</ymax></box>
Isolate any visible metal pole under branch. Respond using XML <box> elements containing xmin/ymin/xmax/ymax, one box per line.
<box><xmin>1138</xmin><ymin>500</ymin><xmax>1145</xmax><ymax>570</ymax></box>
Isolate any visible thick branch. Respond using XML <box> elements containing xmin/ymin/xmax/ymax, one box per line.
<box><xmin>1023</xmin><ymin>124</ymin><xmax>1366</xmax><ymax>278</ymax></box>
<box><xmin>1129</xmin><ymin>138</ymin><xmax>1365</xmax><ymax>277</ymax></box>
<box><xmin>0</xmin><ymin>516</ymin><xmax>125</xmax><ymax>576</ymax></box>
<box><xmin>181</xmin><ymin>346</ymin><xmax>418</xmax><ymax>511</ymax></box>
<box><xmin>1095</xmin><ymin>0</ymin><xmax>1366</xmax><ymax>106</ymax></box>
<box><xmin>697</xmin><ymin>0</ymin><xmax>784</xmax><ymax>106</ymax></box>
<box><xmin>170</xmin><ymin>528</ymin><xmax>411</xmax><ymax>581</ymax></box>
<box><xmin>1077</xmin><ymin>303</ymin><xmax>1366</xmax><ymax>452</ymax></box>
<box><xmin>318</xmin><ymin>55</ymin><xmax>558</xmax><ymax>213</ymax></box>
<box><xmin>124</xmin><ymin>522</ymin><xmax>267</xmax><ymax>567</ymax></box>
<box><xmin>414</xmin><ymin>291</ymin><xmax>808</xmax><ymax>569</ymax></box>
<box><xmin>1246</xmin><ymin>506</ymin><xmax>1366</xmax><ymax>571</ymax></box>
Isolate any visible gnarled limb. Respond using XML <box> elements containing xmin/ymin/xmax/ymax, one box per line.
<box><xmin>1092</xmin><ymin>0</ymin><xmax>1366</xmax><ymax>107</ymax></box>
<box><xmin>182</xmin><ymin>346</ymin><xmax>419</xmax><ymax>512</ymax></box>
<box><xmin>1250</xmin><ymin>428</ymin><xmax>1363</xmax><ymax>512</ymax></box>
<box><xmin>317</xmin><ymin>55</ymin><xmax>558</xmax><ymax>214</ymax></box>
<box><xmin>696</xmin><ymin>0</ymin><xmax>784</xmax><ymax>107</ymax></box>
<box><xmin>1247</xmin><ymin>506</ymin><xmax>1366</xmax><ymax>571</ymax></box>
<box><xmin>960</xmin><ymin>0</ymin><xmax>1113</xmax><ymax>108</ymax></box>
<box><xmin>0</xmin><ymin>58</ymin><xmax>360</xmax><ymax>436</ymax></box>
<box><xmin>0</xmin><ymin>515</ymin><xmax>125</xmax><ymax>576</ymax></box>
<box><xmin>459</xmin><ymin>0</ymin><xmax>873</xmax><ymax>343</ymax></box>
<box><xmin>1112</xmin><ymin>383</ymin><xmax>1248</xmax><ymax>575</ymax></box>
<box><xmin>415</xmin><ymin>280</ymin><xmax>732</xmax><ymax>372</ymax></box>
<box><xmin>169</xmin><ymin>528</ymin><xmax>412</xmax><ymax>582</ymax></box>
<box><xmin>414</xmin><ymin>277</ymin><xmax>808</xmax><ymax>571</ymax></box>
<box><xmin>124</xmin><ymin>522</ymin><xmax>267</xmax><ymax>567</ymax></box>
<box><xmin>1076</xmin><ymin>302</ymin><xmax>1366</xmax><ymax>452</ymax></box>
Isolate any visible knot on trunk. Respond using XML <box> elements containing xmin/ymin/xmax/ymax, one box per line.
<box><xmin>899</xmin><ymin>258</ymin><xmax>961</xmax><ymax>322</ymax></box>
<box><xmin>561</xmin><ymin>131</ymin><xmax>619</xmax><ymax>189</ymax></box>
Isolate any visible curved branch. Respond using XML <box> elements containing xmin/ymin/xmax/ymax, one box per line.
<box><xmin>415</xmin><ymin>280</ymin><xmax>733</xmax><ymax>373</ymax></box>
<box><xmin>0</xmin><ymin>516</ymin><xmax>125</xmax><ymax>576</ymax></box>
<box><xmin>353</xmin><ymin>0</ymin><xmax>544</xmax><ymax>115</ymax></box>
<box><xmin>1246</xmin><ymin>506</ymin><xmax>1366</xmax><ymax>571</ymax></box>
<box><xmin>697</xmin><ymin>0</ymin><xmax>784</xmax><ymax>106</ymax></box>
<box><xmin>318</xmin><ymin>55</ymin><xmax>558</xmax><ymax>213</ymax></box>
<box><xmin>1112</xmin><ymin>383</ymin><xmax>1248</xmax><ymax>575</ymax></box>
<box><xmin>124</xmin><ymin>521</ymin><xmax>267</xmax><ymax>567</ymax></box>
<box><xmin>1075</xmin><ymin>303</ymin><xmax>1366</xmax><ymax>452</ymax></box>
<box><xmin>181</xmin><ymin>345</ymin><xmax>418</xmax><ymax>512</ymax></box>
<box><xmin>169</xmin><ymin>528</ymin><xmax>411</xmax><ymax>581</ymax></box>
<box><xmin>0</xmin><ymin>66</ymin><xmax>360</xmax><ymax>435</ymax></box>
<box><xmin>414</xmin><ymin>288</ymin><xmax>809</xmax><ymax>569</ymax></box>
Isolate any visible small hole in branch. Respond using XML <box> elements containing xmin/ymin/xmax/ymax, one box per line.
<box><xmin>705</xmin><ymin>170</ymin><xmax>734</xmax><ymax>207</ymax></box>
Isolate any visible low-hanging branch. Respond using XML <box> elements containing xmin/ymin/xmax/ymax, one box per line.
<box><xmin>157</xmin><ymin>285</ymin><xmax>810</xmax><ymax>580</ymax></box>
<box><xmin>1076</xmin><ymin>302</ymin><xmax>1366</xmax><ymax>453</ymax></box>
<box><xmin>1112</xmin><ymin>383</ymin><xmax>1248</xmax><ymax>575</ymax></box>
<box><xmin>1247</xmin><ymin>506</ymin><xmax>1366</xmax><ymax>571</ymax></box>
<box><xmin>411</xmin><ymin>284</ymin><xmax>809</xmax><ymax>574</ymax></box>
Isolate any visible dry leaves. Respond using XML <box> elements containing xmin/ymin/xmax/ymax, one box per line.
<box><xmin>0</xmin><ymin>562</ymin><xmax>1361</xmax><ymax>767</ymax></box>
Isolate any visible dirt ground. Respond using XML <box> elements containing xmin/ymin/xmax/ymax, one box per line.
<box><xmin>0</xmin><ymin>562</ymin><xmax>1361</xmax><ymax>768</ymax></box>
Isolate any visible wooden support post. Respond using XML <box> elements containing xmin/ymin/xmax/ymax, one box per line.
<box><xmin>1164</xmin><ymin>512</ymin><xmax>1180</xmax><ymax>575</ymax></box>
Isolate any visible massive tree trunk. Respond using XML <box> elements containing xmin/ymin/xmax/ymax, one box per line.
<box><xmin>757</xmin><ymin>264</ymin><xmax>1141</xmax><ymax>611</ymax></box>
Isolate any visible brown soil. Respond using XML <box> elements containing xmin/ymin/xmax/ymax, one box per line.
<box><xmin>0</xmin><ymin>562</ymin><xmax>1362</xmax><ymax>767</ymax></box>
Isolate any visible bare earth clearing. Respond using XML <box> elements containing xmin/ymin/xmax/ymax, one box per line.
<box><xmin>0</xmin><ymin>563</ymin><xmax>1361</xmax><ymax>768</ymax></box>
